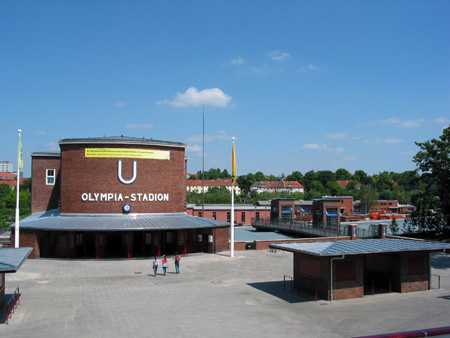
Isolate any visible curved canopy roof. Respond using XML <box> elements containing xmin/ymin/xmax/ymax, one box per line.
<box><xmin>15</xmin><ymin>209</ymin><xmax>228</xmax><ymax>232</ymax></box>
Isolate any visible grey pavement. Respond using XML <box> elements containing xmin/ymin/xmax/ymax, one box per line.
<box><xmin>1</xmin><ymin>249</ymin><xmax>450</xmax><ymax>338</ymax></box>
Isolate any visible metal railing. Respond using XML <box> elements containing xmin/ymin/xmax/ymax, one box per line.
<box><xmin>5</xmin><ymin>287</ymin><xmax>20</xmax><ymax>325</ymax></box>
<box><xmin>252</xmin><ymin>218</ymin><xmax>342</xmax><ymax>237</ymax></box>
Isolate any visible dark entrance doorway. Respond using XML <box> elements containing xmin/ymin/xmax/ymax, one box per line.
<box><xmin>106</xmin><ymin>232</ymin><xmax>122</xmax><ymax>257</ymax></box>
<box><xmin>363</xmin><ymin>255</ymin><xmax>397</xmax><ymax>295</ymax></box>
<box><xmin>161</xmin><ymin>230</ymin><xmax>177</xmax><ymax>255</ymax></box>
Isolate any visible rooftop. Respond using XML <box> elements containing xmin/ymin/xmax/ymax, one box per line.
<box><xmin>269</xmin><ymin>238</ymin><xmax>450</xmax><ymax>257</ymax></box>
<box><xmin>16</xmin><ymin>209</ymin><xmax>228</xmax><ymax>231</ymax></box>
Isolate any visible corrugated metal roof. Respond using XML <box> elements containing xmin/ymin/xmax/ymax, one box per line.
<box><xmin>0</xmin><ymin>247</ymin><xmax>32</xmax><ymax>272</ymax></box>
<box><xmin>15</xmin><ymin>210</ymin><xmax>228</xmax><ymax>231</ymax></box>
<box><xmin>269</xmin><ymin>238</ymin><xmax>450</xmax><ymax>257</ymax></box>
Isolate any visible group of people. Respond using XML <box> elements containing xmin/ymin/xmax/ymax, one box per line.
<box><xmin>152</xmin><ymin>253</ymin><xmax>181</xmax><ymax>277</ymax></box>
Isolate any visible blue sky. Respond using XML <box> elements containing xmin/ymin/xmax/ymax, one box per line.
<box><xmin>1</xmin><ymin>1</ymin><xmax>449</xmax><ymax>178</ymax></box>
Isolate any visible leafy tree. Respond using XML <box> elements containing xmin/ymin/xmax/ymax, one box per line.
<box><xmin>317</xmin><ymin>170</ymin><xmax>336</xmax><ymax>186</ymax></box>
<box><xmin>304</xmin><ymin>170</ymin><xmax>318</xmax><ymax>191</ymax></box>
<box><xmin>411</xmin><ymin>125</ymin><xmax>450</xmax><ymax>231</ymax></box>
<box><xmin>286</xmin><ymin>171</ymin><xmax>304</xmax><ymax>185</ymax></box>
<box><xmin>390</xmin><ymin>217</ymin><xmax>399</xmax><ymax>235</ymax></box>
<box><xmin>335</xmin><ymin>168</ymin><xmax>352</xmax><ymax>180</ymax></box>
<box><xmin>354</xmin><ymin>170</ymin><xmax>372</xmax><ymax>186</ymax></box>
<box><xmin>254</xmin><ymin>171</ymin><xmax>268</xmax><ymax>181</ymax></box>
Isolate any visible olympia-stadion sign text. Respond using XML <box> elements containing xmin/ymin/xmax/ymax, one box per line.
<box><xmin>81</xmin><ymin>148</ymin><xmax>170</xmax><ymax>203</ymax></box>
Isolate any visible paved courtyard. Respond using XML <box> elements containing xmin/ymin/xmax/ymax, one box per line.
<box><xmin>1</xmin><ymin>249</ymin><xmax>450</xmax><ymax>338</ymax></box>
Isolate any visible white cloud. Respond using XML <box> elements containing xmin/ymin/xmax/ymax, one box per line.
<box><xmin>45</xmin><ymin>142</ymin><xmax>59</xmax><ymax>151</ymax></box>
<box><xmin>126</xmin><ymin>123</ymin><xmax>153</xmax><ymax>129</ymax></box>
<box><xmin>301</xmin><ymin>144</ymin><xmax>345</xmax><ymax>153</ymax></box>
<box><xmin>325</xmin><ymin>133</ymin><xmax>347</xmax><ymax>139</ymax></box>
<box><xmin>30</xmin><ymin>130</ymin><xmax>46</xmax><ymax>135</ymax></box>
<box><xmin>186</xmin><ymin>144</ymin><xmax>202</xmax><ymax>153</ymax></box>
<box><xmin>302</xmin><ymin>144</ymin><xmax>328</xmax><ymax>150</ymax></box>
<box><xmin>115</xmin><ymin>102</ymin><xmax>125</xmax><ymax>107</ymax></box>
<box><xmin>363</xmin><ymin>138</ymin><xmax>405</xmax><ymax>144</ymax></box>
<box><xmin>231</xmin><ymin>57</ymin><xmax>244</xmax><ymax>66</ymax></box>
<box><xmin>268</xmin><ymin>50</ymin><xmax>290</xmax><ymax>61</ymax></box>
<box><xmin>157</xmin><ymin>87</ymin><xmax>232</xmax><ymax>108</ymax></box>
<box><xmin>298</xmin><ymin>64</ymin><xmax>326</xmax><ymax>73</ymax></box>
<box><xmin>187</xmin><ymin>134</ymin><xmax>215</xmax><ymax>143</ymax></box>
<box><xmin>401</xmin><ymin>119</ymin><xmax>423</xmax><ymax>128</ymax></box>
<box><xmin>187</xmin><ymin>130</ymin><xmax>232</xmax><ymax>143</ymax></box>
<box><xmin>432</xmin><ymin>117</ymin><xmax>450</xmax><ymax>124</ymax></box>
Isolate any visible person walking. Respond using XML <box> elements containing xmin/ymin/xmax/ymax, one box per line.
<box><xmin>174</xmin><ymin>252</ymin><xmax>181</xmax><ymax>274</ymax></box>
<box><xmin>162</xmin><ymin>255</ymin><xmax>169</xmax><ymax>276</ymax></box>
<box><xmin>152</xmin><ymin>256</ymin><xmax>159</xmax><ymax>277</ymax></box>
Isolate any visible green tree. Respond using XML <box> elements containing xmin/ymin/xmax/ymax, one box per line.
<box><xmin>254</xmin><ymin>171</ymin><xmax>268</xmax><ymax>181</ymax></box>
<box><xmin>411</xmin><ymin>125</ymin><xmax>450</xmax><ymax>231</ymax></box>
<box><xmin>317</xmin><ymin>170</ymin><xmax>336</xmax><ymax>187</ymax></box>
<box><xmin>286</xmin><ymin>171</ymin><xmax>304</xmax><ymax>185</ymax></box>
<box><xmin>335</xmin><ymin>168</ymin><xmax>352</xmax><ymax>180</ymax></box>
<box><xmin>390</xmin><ymin>217</ymin><xmax>399</xmax><ymax>235</ymax></box>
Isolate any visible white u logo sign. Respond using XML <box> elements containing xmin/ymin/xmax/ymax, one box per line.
<box><xmin>118</xmin><ymin>160</ymin><xmax>137</xmax><ymax>185</ymax></box>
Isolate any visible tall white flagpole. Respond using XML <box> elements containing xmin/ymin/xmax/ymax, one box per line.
<box><xmin>15</xmin><ymin>129</ymin><xmax>22</xmax><ymax>248</ymax></box>
<box><xmin>230</xmin><ymin>137</ymin><xmax>236</xmax><ymax>257</ymax></box>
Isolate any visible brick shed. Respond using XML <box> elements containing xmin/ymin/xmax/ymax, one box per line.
<box><xmin>270</xmin><ymin>238</ymin><xmax>450</xmax><ymax>301</ymax></box>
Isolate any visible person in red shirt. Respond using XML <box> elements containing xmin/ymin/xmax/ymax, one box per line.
<box><xmin>162</xmin><ymin>255</ymin><xmax>169</xmax><ymax>276</ymax></box>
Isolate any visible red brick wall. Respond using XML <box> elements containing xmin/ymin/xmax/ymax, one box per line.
<box><xmin>31</xmin><ymin>156</ymin><xmax>61</xmax><ymax>213</ymax></box>
<box><xmin>214</xmin><ymin>227</ymin><xmax>230</xmax><ymax>252</ymax></box>
<box><xmin>12</xmin><ymin>230</ymin><xmax>39</xmax><ymax>258</ymax></box>
<box><xmin>60</xmin><ymin>144</ymin><xmax>185</xmax><ymax>214</ymax></box>
<box><xmin>400</xmin><ymin>252</ymin><xmax>429</xmax><ymax>292</ymax></box>
<box><xmin>332</xmin><ymin>257</ymin><xmax>364</xmax><ymax>300</ymax></box>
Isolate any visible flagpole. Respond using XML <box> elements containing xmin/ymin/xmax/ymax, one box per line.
<box><xmin>15</xmin><ymin>129</ymin><xmax>22</xmax><ymax>248</ymax></box>
<box><xmin>230</xmin><ymin>137</ymin><xmax>235</xmax><ymax>257</ymax></box>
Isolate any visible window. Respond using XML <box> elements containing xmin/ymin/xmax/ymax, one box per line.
<box><xmin>145</xmin><ymin>233</ymin><xmax>152</xmax><ymax>245</ymax></box>
<box><xmin>46</xmin><ymin>169</ymin><xmax>56</xmax><ymax>185</ymax></box>
<box><xmin>255</xmin><ymin>212</ymin><xmax>260</xmax><ymax>221</ymax></box>
<box><xmin>227</xmin><ymin>212</ymin><xmax>231</xmax><ymax>223</ymax></box>
<box><xmin>241</xmin><ymin>212</ymin><xmax>245</xmax><ymax>223</ymax></box>
<box><xmin>198</xmin><ymin>212</ymin><xmax>202</xmax><ymax>218</ymax></box>
<box><xmin>213</xmin><ymin>212</ymin><xmax>216</xmax><ymax>220</ymax></box>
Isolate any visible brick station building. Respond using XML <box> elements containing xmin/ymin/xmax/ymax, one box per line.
<box><xmin>13</xmin><ymin>136</ymin><xmax>229</xmax><ymax>259</ymax></box>
<box><xmin>270</xmin><ymin>237</ymin><xmax>450</xmax><ymax>301</ymax></box>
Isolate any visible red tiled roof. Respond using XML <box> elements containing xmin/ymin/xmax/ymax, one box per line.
<box><xmin>259</xmin><ymin>181</ymin><xmax>304</xmax><ymax>188</ymax></box>
<box><xmin>0</xmin><ymin>172</ymin><xmax>19</xmax><ymax>180</ymax></box>
<box><xmin>187</xmin><ymin>178</ymin><xmax>239</xmax><ymax>186</ymax></box>
<box><xmin>337</xmin><ymin>180</ymin><xmax>361</xmax><ymax>188</ymax></box>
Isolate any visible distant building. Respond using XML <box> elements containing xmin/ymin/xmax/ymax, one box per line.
<box><xmin>250</xmin><ymin>181</ymin><xmax>304</xmax><ymax>194</ymax></box>
<box><xmin>186</xmin><ymin>178</ymin><xmax>241</xmax><ymax>195</ymax></box>
<box><xmin>0</xmin><ymin>171</ymin><xmax>27</xmax><ymax>189</ymax></box>
<box><xmin>0</xmin><ymin>161</ymin><xmax>13</xmax><ymax>173</ymax></box>
<box><xmin>336</xmin><ymin>180</ymin><xmax>361</xmax><ymax>189</ymax></box>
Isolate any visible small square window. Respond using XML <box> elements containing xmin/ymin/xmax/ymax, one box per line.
<box><xmin>46</xmin><ymin>169</ymin><xmax>56</xmax><ymax>185</ymax></box>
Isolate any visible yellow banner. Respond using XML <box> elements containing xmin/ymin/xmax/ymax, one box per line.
<box><xmin>85</xmin><ymin>148</ymin><xmax>170</xmax><ymax>160</ymax></box>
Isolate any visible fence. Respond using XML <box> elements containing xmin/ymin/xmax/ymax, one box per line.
<box><xmin>252</xmin><ymin>218</ymin><xmax>342</xmax><ymax>237</ymax></box>
<box><xmin>5</xmin><ymin>287</ymin><xmax>20</xmax><ymax>325</ymax></box>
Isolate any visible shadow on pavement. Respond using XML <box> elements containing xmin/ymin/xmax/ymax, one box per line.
<box><xmin>247</xmin><ymin>280</ymin><xmax>318</xmax><ymax>304</ymax></box>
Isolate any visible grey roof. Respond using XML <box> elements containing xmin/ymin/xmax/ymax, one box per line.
<box><xmin>0</xmin><ymin>247</ymin><xmax>32</xmax><ymax>272</ymax></box>
<box><xmin>269</xmin><ymin>238</ymin><xmax>450</xmax><ymax>257</ymax></box>
<box><xmin>14</xmin><ymin>209</ymin><xmax>228</xmax><ymax>231</ymax></box>
<box><xmin>30</xmin><ymin>151</ymin><xmax>61</xmax><ymax>158</ymax></box>
<box><xmin>235</xmin><ymin>226</ymin><xmax>296</xmax><ymax>242</ymax></box>
<box><xmin>58</xmin><ymin>136</ymin><xmax>186</xmax><ymax>149</ymax></box>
